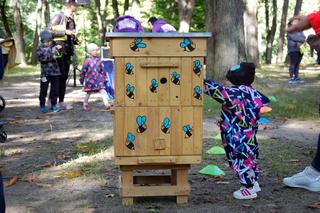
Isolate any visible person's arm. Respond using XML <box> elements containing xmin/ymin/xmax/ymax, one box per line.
<box><xmin>287</xmin><ymin>11</ymin><xmax>320</xmax><ymax>35</ymax></box>
<box><xmin>307</xmin><ymin>11</ymin><xmax>320</xmax><ymax>35</ymax></box>
<box><xmin>203</xmin><ymin>79</ymin><xmax>234</xmax><ymax>108</ymax></box>
<box><xmin>36</xmin><ymin>47</ymin><xmax>55</xmax><ymax>63</ymax></box>
<box><xmin>79</xmin><ymin>58</ymin><xmax>88</xmax><ymax>85</ymax></box>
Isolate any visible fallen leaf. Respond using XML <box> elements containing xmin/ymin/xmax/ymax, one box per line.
<box><xmin>263</xmin><ymin>125</ymin><xmax>271</xmax><ymax>130</ymax></box>
<box><xmin>27</xmin><ymin>175</ymin><xmax>40</xmax><ymax>183</ymax></box>
<box><xmin>4</xmin><ymin>176</ymin><xmax>18</xmax><ymax>187</ymax></box>
<box><xmin>242</xmin><ymin>203</ymin><xmax>251</xmax><ymax>207</ymax></box>
<box><xmin>57</xmin><ymin>170</ymin><xmax>82</xmax><ymax>179</ymax></box>
<box><xmin>307</xmin><ymin>202</ymin><xmax>320</xmax><ymax>209</ymax></box>
<box><xmin>42</xmin><ymin>161</ymin><xmax>54</xmax><ymax>168</ymax></box>
<box><xmin>289</xmin><ymin>159</ymin><xmax>301</xmax><ymax>163</ymax></box>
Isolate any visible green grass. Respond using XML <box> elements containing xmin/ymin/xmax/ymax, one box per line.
<box><xmin>5</xmin><ymin>65</ymin><xmax>39</xmax><ymax>77</ymax></box>
<box><xmin>76</xmin><ymin>137</ymin><xmax>113</xmax><ymax>156</ymax></box>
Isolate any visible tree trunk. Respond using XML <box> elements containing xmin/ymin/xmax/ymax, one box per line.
<box><xmin>30</xmin><ymin>0</ymin><xmax>43</xmax><ymax>65</ymax></box>
<box><xmin>42</xmin><ymin>0</ymin><xmax>50</xmax><ymax>28</ymax></box>
<box><xmin>123</xmin><ymin>0</ymin><xmax>129</xmax><ymax>14</ymax></box>
<box><xmin>265</xmin><ymin>0</ymin><xmax>269</xmax><ymax>30</ymax></box>
<box><xmin>132</xmin><ymin>0</ymin><xmax>141</xmax><ymax>20</ymax></box>
<box><xmin>94</xmin><ymin>0</ymin><xmax>106</xmax><ymax>46</ymax></box>
<box><xmin>276</xmin><ymin>0</ymin><xmax>289</xmax><ymax>63</ymax></box>
<box><xmin>294</xmin><ymin>0</ymin><xmax>303</xmax><ymax>16</ymax></box>
<box><xmin>112</xmin><ymin>0</ymin><xmax>120</xmax><ymax>20</ymax></box>
<box><xmin>177</xmin><ymin>0</ymin><xmax>195</xmax><ymax>32</ymax></box>
<box><xmin>12</xmin><ymin>0</ymin><xmax>27</xmax><ymax>66</ymax></box>
<box><xmin>205</xmin><ymin>0</ymin><xmax>246</xmax><ymax>80</ymax></box>
<box><xmin>265</xmin><ymin>0</ymin><xmax>277</xmax><ymax>64</ymax></box>
<box><xmin>244</xmin><ymin>0</ymin><xmax>259</xmax><ymax>66</ymax></box>
<box><xmin>0</xmin><ymin>0</ymin><xmax>12</xmax><ymax>37</ymax></box>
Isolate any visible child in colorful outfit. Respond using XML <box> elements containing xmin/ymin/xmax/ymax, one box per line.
<box><xmin>37</xmin><ymin>31</ymin><xmax>62</xmax><ymax>113</ymax></box>
<box><xmin>114</xmin><ymin>11</ymin><xmax>144</xmax><ymax>33</ymax></box>
<box><xmin>79</xmin><ymin>43</ymin><xmax>111</xmax><ymax>111</ymax></box>
<box><xmin>204</xmin><ymin>62</ymin><xmax>270</xmax><ymax>200</ymax></box>
<box><xmin>148</xmin><ymin>17</ymin><xmax>176</xmax><ymax>33</ymax></box>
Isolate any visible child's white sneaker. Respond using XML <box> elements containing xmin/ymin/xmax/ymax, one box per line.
<box><xmin>283</xmin><ymin>166</ymin><xmax>320</xmax><ymax>192</ymax></box>
<box><xmin>233</xmin><ymin>187</ymin><xmax>257</xmax><ymax>200</ymax></box>
<box><xmin>254</xmin><ymin>181</ymin><xmax>261</xmax><ymax>192</ymax></box>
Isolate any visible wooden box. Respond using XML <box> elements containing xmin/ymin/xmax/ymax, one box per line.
<box><xmin>107</xmin><ymin>33</ymin><xmax>211</xmax><ymax>166</ymax></box>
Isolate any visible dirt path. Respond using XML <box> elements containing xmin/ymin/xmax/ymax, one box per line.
<box><xmin>0</xmin><ymin>73</ymin><xmax>319</xmax><ymax>213</ymax></box>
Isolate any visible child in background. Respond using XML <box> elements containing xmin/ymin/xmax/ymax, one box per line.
<box><xmin>79</xmin><ymin>43</ymin><xmax>111</xmax><ymax>111</ymax></box>
<box><xmin>37</xmin><ymin>31</ymin><xmax>62</xmax><ymax>113</ymax></box>
<box><xmin>114</xmin><ymin>10</ymin><xmax>144</xmax><ymax>33</ymax></box>
<box><xmin>148</xmin><ymin>17</ymin><xmax>176</xmax><ymax>33</ymax></box>
<box><xmin>204</xmin><ymin>62</ymin><xmax>270</xmax><ymax>200</ymax></box>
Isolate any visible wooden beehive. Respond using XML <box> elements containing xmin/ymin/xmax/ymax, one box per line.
<box><xmin>107</xmin><ymin>33</ymin><xmax>211</xmax><ymax>165</ymax></box>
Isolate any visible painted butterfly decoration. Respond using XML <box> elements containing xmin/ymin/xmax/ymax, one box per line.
<box><xmin>136</xmin><ymin>115</ymin><xmax>147</xmax><ymax>133</ymax></box>
<box><xmin>126</xmin><ymin>84</ymin><xmax>135</xmax><ymax>99</ymax></box>
<box><xmin>161</xmin><ymin>117</ymin><xmax>171</xmax><ymax>134</ymax></box>
<box><xmin>126</xmin><ymin>132</ymin><xmax>136</xmax><ymax>150</ymax></box>
<box><xmin>180</xmin><ymin>38</ymin><xmax>196</xmax><ymax>52</ymax></box>
<box><xmin>183</xmin><ymin>124</ymin><xmax>193</xmax><ymax>138</ymax></box>
<box><xmin>130</xmin><ymin>38</ymin><xmax>147</xmax><ymax>52</ymax></box>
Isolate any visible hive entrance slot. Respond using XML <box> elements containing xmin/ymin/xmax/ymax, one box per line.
<box><xmin>160</xmin><ymin>77</ymin><xmax>167</xmax><ymax>84</ymax></box>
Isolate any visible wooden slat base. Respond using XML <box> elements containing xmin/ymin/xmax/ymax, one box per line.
<box><xmin>119</xmin><ymin>164</ymin><xmax>190</xmax><ymax>206</ymax></box>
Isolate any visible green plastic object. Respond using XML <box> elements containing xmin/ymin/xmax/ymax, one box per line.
<box><xmin>213</xmin><ymin>133</ymin><xmax>222</xmax><ymax>141</ymax></box>
<box><xmin>268</xmin><ymin>96</ymin><xmax>277</xmax><ymax>102</ymax></box>
<box><xmin>199</xmin><ymin>165</ymin><xmax>225</xmax><ymax>176</ymax></box>
<box><xmin>206</xmin><ymin>146</ymin><xmax>225</xmax><ymax>155</ymax></box>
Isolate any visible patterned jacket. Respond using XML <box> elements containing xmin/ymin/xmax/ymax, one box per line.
<box><xmin>204</xmin><ymin>79</ymin><xmax>270</xmax><ymax>147</ymax></box>
<box><xmin>79</xmin><ymin>56</ymin><xmax>108</xmax><ymax>92</ymax></box>
<box><xmin>36</xmin><ymin>44</ymin><xmax>61</xmax><ymax>77</ymax></box>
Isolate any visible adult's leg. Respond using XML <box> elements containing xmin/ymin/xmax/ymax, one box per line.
<box><xmin>311</xmin><ymin>134</ymin><xmax>320</xmax><ymax>171</ymax></box>
<box><xmin>2</xmin><ymin>54</ymin><xmax>8</xmax><ymax>70</ymax></box>
<box><xmin>0</xmin><ymin>175</ymin><xmax>5</xmax><ymax>213</ymax></box>
<box><xmin>57</xmin><ymin>54</ymin><xmax>71</xmax><ymax>103</ymax></box>
<box><xmin>288</xmin><ymin>53</ymin><xmax>296</xmax><ymax>78</ymax></box>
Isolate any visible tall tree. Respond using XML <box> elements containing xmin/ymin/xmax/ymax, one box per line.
<box><xmin>276</xmin><ymin>0</ymin><xmax>289</xmax><ymax>63</ymax></box>
<box><xmin>205</xmin><ymin>0</ymin><xmax>246</xmax><ymax>80</ymax></box>
<box><xmin>42</xmin><ymin>0</ymin><xmax>50</xmax><ymax>28</ymax></box>
<box><xmin>123</xmin><ymin>0</ymin><xmax>129</xmax><ymax>14</ymax></box>
<box><xmin>30</xmin><ymin>0</ymin><xmax>43</xmax><ymax>65</ymax></box>
<box><xmin>265</xmin><ymin>0</ymin><xmax>277</xmax><ymax>64</ymax></box>
<box><xmin>294</xmin><ymin>0</ymin><xmax>303</xmax><ymax>16</ymax></box>
<box><xmin>178</xmin><ymin>0</ymin><xmax>195</xmax><ymax>32</ymax></box>
<box><xmin>244</xmin><ymin>0</ymin><xmax>259</xmax><ymax>65</ymax></box>
<box><xmin>12</xmin><ymin>0</ymin><xmax>27</xmax><ymax>66</ymax></box>
<box><xmin>112</xmin><ymin>0</ymin><xmax>120</xmax><ymax>19</ymax></box>
<box><xmin>0</xmin><ymin>0</ymin><xmax>12</xmax><ymax>37</ymax></box>
<box><xmin>94</xmin><ymin>0</ymin><xmax>106</xmax><ymax>46</ymax></box>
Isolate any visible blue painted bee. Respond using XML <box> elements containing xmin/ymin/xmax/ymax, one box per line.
<box><xmin>130</xmin><ymin>38</ymin><xmax>147</xmax><ymax>52</ymax></box>
<box><xmin>161</xmin><ymin>117</ymin><xmax>171</xmax><ymax>134</ymax></box>
<box><xmin>125</xmin><ymin>63</ymin><xmax>134</xmax><ymax>75</ymax></box>
<box><xmin>193</xmin><ymin>60</ymin><xmax>202</xmax><ymax>76</ymax></box>
<box><xmin>126</xmin><ymin>84</ymin><xmax>135</xmax><ymax>99</ymax></box>
<box><xmin>171</xmin><ymin>71</ymin><xmax>181</xmax><ymax>85</ymax></box>
<box><xmin>136</xmin><ymin>115</ymin><xmax>147</xmax><ymax>133</ymax></box>
<box><xmin>193</xmin><ymin>86</ymin><xmax>202</xmax><ymax>100</ymax></box>
<box><xmin>126</xmin><ymin>132</ymin><xmax>136</xmax><ymax>150</ymax></box>
<box><xmin>180</xmin><ymin>37</ymin><xmax>196</xmax><ymax>52</ymax></box>
<box><xmin>182</xmin><ymin>124</ymin><xmax>193</xmax><ymax>138</ymax></box>
<box><xmin>150</xmin><ymin>79</ymin><xmax>158</xmax><ymax>93</ymax></box>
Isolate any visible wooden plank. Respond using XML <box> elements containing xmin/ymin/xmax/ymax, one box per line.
<box><xmin>170</xmin><ymin>58</ymin><xmax>181</xmax><ymax>106</ymax></box>
<box><xmin>136</xmin><ymin>57</ymin><xmax>147</xmax><ymax>106</ymax></box>
<box><xmin>170</xmin><ymin>107</ymin><xmax>182</xmax><ymax>155</ymax></box>
<box><xmin>158</xmin><ymin>58</ymin><xmax>170</xmax><ymax>106</ymax></box>
<box><xmin>114</xmin><ymin>107</ymin><xmax>125</xmax><ymax>156</ymax></box>
<box><xmin>111</xmin><ymin>38</ymin><xmax>207</xmax><ymax>57</ymax></box>
<box><xmin>180</xmin><ymin>57</ymin><xmax>192</xmax><ymax>106</ymax></box>
<box><xmin>193</xmin><ymin>107</ymin><xmax>203</xmax><ymax>155</ymax></box>
<box><xmin>146</xmin><ymin>58</ymin><xmax>158</xmax><ymax>106</ymax></box>
<box><xmin>115</xmin><ymin>156</ymin><xmax>201</xmax><ymax>165</ymax></box>
<box><xmin>114</xmin><ymin>58</ymin><xmax>125</xmax><ymax>106</ymax></box>
<box><xmin>141</xmin><ymin>62</ymin><xmax>179</xmax><ymax>68</ymax></box>
<box><xmin>133</xmin><ymin>175</ymin><xmax>171</xmax><ymax>185</ymax></box>
<box><xmin>123</xmin><ymin>107</ymin><xmax>138</xmax><ymax>156</ymax></box>
<box><xmin>192</xmin><ymin>57</ymin><xmax>204</xmax><ymax>106</ymax></box>
<box><xmin>135</xmin><ymin>107</ymin><xmax>148</xmax><ymax>156</ymax></box>
<box><xmin>159</xmin><ymin>107</ymin><xmax>171</xmax><ymax>155</ymax></box>
<box><xmin>124</xmin><ymin>57</ymin><xmax>136</xmax><ymax>106</ymax></box>
<box><xmin>121</xmin><ymin>185</ymin><xmax>190</xmax><ymax>197</ymax></box>
<box><xmin>181</xmin><ymin>107</ymin><xmax>194</xmax><ymax>155</ymax></box>
<box><xmin>138</xmin><ymin>157</ymin><xmax>176</xmax><ymax>164</ymax></box>
<box><xmin>146</xmin><ymin>106</ymin><xmax>159</xmax><ymax>155</ymax></box>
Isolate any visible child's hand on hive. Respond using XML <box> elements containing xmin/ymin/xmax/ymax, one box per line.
<box><xmin>56</xmin><ymin>45</ymin><xmax>62</xmax><ymax>49</ymax></box>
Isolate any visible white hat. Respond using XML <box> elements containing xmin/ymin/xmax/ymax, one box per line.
<box><xmin>86</xmin><ymin>43</ymin><xmax>99</xmax><ymax>53</ymax></box>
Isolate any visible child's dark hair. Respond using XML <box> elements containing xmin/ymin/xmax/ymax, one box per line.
<box><xmin>148</xmin><ymin>17</ymin><xmax>158</xmax><ymax>25</ymax></box>
<box><xmin>65</xmin><ymin>0</ymin><xmax>77</xmax><ymax>7</ymax></box>
<box><xmin>226</xmin><ymin>62</ymin><xmax>255</xmax><ymax>86</ymax></box>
